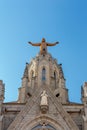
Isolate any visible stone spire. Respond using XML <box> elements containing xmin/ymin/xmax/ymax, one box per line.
<box><xmin>18</xmin><ymin>63</ymin><xmax>29</xmax><ymax>103</ymax></box>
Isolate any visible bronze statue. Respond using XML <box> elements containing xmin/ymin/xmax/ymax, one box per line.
<box><xmin>28</xmin><ymin>38</ymin><xmax>59</xmax><ymax>55</ymax></box>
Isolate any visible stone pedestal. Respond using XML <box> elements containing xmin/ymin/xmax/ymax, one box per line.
<box><xmin>40</xmin><ymin>105</ymin><xmax>48</xmax><ymax>114</ymax></box>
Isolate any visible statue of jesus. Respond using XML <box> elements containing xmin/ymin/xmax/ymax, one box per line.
<box><xmin>28</xmin><ymin>38</ymin><xmax>59</xmax><ymax>55</ymax></box>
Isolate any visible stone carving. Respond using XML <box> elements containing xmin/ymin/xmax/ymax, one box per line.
<box><xmin>40</xmin><ymin>90</ymin><xmax>48</xmax><ymax>106</ymax></box>
<box><xmin>40</xmin><ymin>90</ymin><xmax>48</xmax><ymax>113</ymax></box>
<box><xmin>28</xmin><ymin>38</ymin><xmax>59</xmax><ymax>55</ymax></box>
<box><xmin>42</xmin><ymin>122</ymin><xmax>46</xmax><ymax>129</ymax></box>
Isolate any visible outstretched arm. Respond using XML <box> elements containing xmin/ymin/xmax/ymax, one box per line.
<box><xmin>28</xmin><ymin>42</ymin><xmax>41</xmax><ymax>46</ymax></box>
<box><xmin>46</xmin><ymin>41</ymin><xmax>59</xmax><ymax>46</ymax></box>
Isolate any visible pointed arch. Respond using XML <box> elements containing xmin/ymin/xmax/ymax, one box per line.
<box><xmin>21</xmin><ymin>115</ymin><xmax>64</xmax><ymax>130</ymax></box>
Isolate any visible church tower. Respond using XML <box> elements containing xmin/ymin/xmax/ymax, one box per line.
<box><xmin>18</xmin><ymin>38</ymin><xmax>68</xmax><ymax>104</ymax></box>
<box><xmin>0</xmin><ymin>38</ymin><xmax>86</xmax><ymax>130</ymax></box>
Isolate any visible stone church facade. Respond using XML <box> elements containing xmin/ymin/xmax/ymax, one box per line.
<box><xmin>0</xmin><ymin>38</ymin><xmax>87</xmax><ymax>130</ymax></box>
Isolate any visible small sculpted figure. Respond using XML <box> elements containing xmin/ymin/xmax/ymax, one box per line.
<box><xmin>40</xmin><ymin>90</ymin><xmax>48</xmax><ymax>106</ymax></box>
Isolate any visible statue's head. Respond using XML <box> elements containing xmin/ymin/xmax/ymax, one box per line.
<box><xmin>42</xmin><ymin>38</ymin><xmax>46</xmax><ymax>42</ymax></box>
<box><xmin>43</xmin><ymin>90</ymin><xmax>46</xmax><ymax>94</ymax></box>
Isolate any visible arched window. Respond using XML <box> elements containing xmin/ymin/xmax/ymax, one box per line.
<box><xmin>42</xmin><ymin>68</ymin><xmax>46</xmax><ymax>81</ymax></box>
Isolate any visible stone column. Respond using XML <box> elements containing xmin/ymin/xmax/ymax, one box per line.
<box><xmin>0</xmin><ymin>80</ymin><xmax>5</xmax><ymax>130</ymax></box>
<box><xmin>0</xmin><ymin>80</ymin><xmax>4</xmax><ymax>113</ymax></box>
<box><xmin>82</xmin><ymin>105</ymin><xmax>87</xmax><ymax>130</ymax></box>
<box><xmin>18</xmin><ymin>77</ymin><xmax>28</xmax><ymax>103</ymax></box>
<box><xmin>0</xmin><ymin>116</ymin><xmax>3</xmax><ymax>130</ymax></box>
<box><xmin>81</xmin><ymin>82</ymin><xmax>87</xmax><ymax>130</ymax></box>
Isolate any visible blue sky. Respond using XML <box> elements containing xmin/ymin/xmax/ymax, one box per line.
<box><xmin>0</xmin><ymin>0</ymin><xmax>87</xmax><ymax>102</ymax></box>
